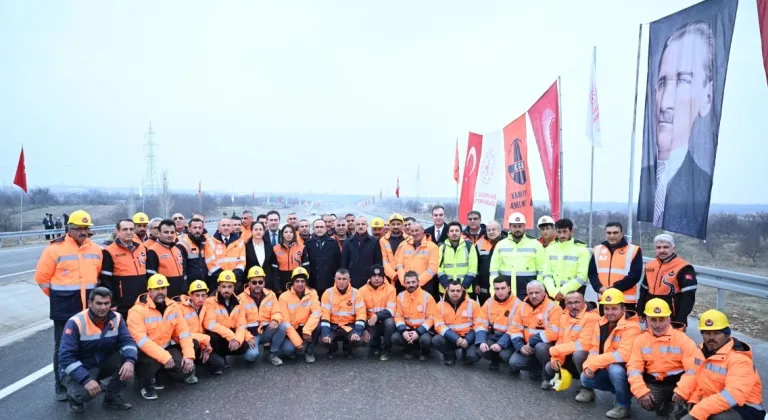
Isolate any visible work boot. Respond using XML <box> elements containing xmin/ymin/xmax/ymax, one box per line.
<box><xmin>373</xmin><ymin>348</ymin><xmax>382</xmax><ymax>356</ymax></box>
<box><xmin>443</xmin><ymin>357</ymin><xmax>455</xmax><ymax>366</ymax></box>
<box><xmin>529</xmin><ymin>371</ymin><xmax>542</xmax><ymax>381</ymax></box>
<box><xmin>152</xmin><ymin>377</ymin><xmax>165</xmax><ymax>390</ymax></box>
<box><xmin>211</xmin><ymin>368</ymin><xmax>223</xmax><ymax>376</ymax></box>
<box><xmin>575</xmin><ymin>388</ymin><xmax>595</xmax><ymax>403</ymax></box>
<box><xmin>540</xmin><ymin>379</ymin><xmax>553</xmax><ymax>390</ymax></box>
<box><xmin>68</xmin><ymin>400</ymin><xmax>85</xmax><ymax>413</ymax></box>
<box><xmin>184</xmin><ymin>374</ymin><xmax>199</xmax><ymax>385</ymax></box>
<box><xmin>605</xmin><ymin>405</ymin><xmax>630</xmax><ymax>419</ymax></box>
<box><xmin>305</xmin><ymin>352</ymin><xmax>316</xmax><ymax>364</ymax></box>
<box><xmin>102</xmin><ymin>395</ymin><xmax>132</xmax><ymax>411</ymax></box>
<box><xmin>380</xmin><ymin>349</ymin><xmax>391</xmax><ymax>361</ymax></box>
<box><xmin>269</xmin><ymin>354</ymin><xmax>284</xmax><ymax>366</ymax></box>
<box><xmin>344</xmin><ymin>348</ymin><xmax>354</xmax><ymax>360</ymax></box>
<box><xmin>141</xmin><ymin>386</ymin><xmax>158</xmax><ymax>400</ymax></box>
<box><xmin>55</xmin><ymin>384</ymin><xmax>68</xmax><ymax>402</ymax></box>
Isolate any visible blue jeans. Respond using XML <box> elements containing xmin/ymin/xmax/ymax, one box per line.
<box><xmin>283</xmin><ymin>327</ymin><xmax>321</xmax><ymax>357</ymax></box>
<box><xmin>580</xmin><ymin>363</ymin><xmax>631</xmax><ymax>408</ymax></box>
<box><xmin>243</xmin><ymin>335</ymin><xmax>261</xmax><ymax>362</ymax></box>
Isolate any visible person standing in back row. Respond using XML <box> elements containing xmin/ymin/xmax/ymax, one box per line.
<box><xmin>341</xmin><ymin>217</ymin><xmax>383</xmax><ymax>289</ymax></box>
<box><xmin>425</xmin><ymin>205</ymin><xmax>448</xmax><ymax>245</ymax></box>
<box><xmin>265</xmin><ymin>211</ymin><xmax>282</xmax><ymax>246</ymax></box>
<box><xmin>489</xmin><ymin>213</ymin><xmax>544</xmax><ymax>299</ymax></box>
<box><xmin>588</xmin><ymin>222</ymin><xmax>643</xmax><ymax>313</ymax></box>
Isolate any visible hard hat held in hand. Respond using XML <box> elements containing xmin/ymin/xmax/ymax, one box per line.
<box><xmin>550</xmin><ymin>368</ymin><xmax>572</xmax><ymax>391</ymax></box>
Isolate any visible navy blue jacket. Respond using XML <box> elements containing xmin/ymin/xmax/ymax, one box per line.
<box><xmin>58</xmin><ymin>309</ymin><xmax>137</xmax><ymax>385</ymax></box>
<box><xmin>341</xmin><ymin>234</ymin><xmax>383</xmax><ymax>289</ymax></box>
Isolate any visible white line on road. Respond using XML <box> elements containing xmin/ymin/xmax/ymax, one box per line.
<box><xmin>0</xmin><ymin>245</ymin><xmax>46</xmax><ymax>254</ymax></box>
<box><xmin>0</xmin><ymin>364</ymin><xmax>53</xmax><ymax>401</ymax></box>
<box><xmin>0</xmin><ymin>269</ymin><xmax>36</xmax><ymax>279</ymax></box>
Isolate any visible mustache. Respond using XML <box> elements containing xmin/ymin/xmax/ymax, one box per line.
<box><xmin>658</xmin><ymin>109</ymin><xmax>674</xmax><ymax>124</ymax></box>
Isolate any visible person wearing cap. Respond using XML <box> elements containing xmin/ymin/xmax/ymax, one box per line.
<box><xmin>35</xmin><ymin>209</ymin><xmax>103</xmax><ymax>402</ymax></box>
<box><xmin>127</xmin><ymin>274</ymin><xmax>197</xmax><ymax>400</ymax></box>
<box><xmin>100</xmin><ymin>218</ymin><xmax>149</xmax><ymax>319</ymax></box>
<box><xmin>474</xmin><ymin>276</ymin><xmax>522</xmax><ymax>370</ymax></box>
<box><xmin>432</xmin><ymin>280</ymin><xmax>482</xmax><ymax>365</ymax></box>
<box><xmin>391</xmin><ymin>270</ymin><xmax>436</xmax><ymax>361</ymax></box>
<box><xmin>541</xmin><ymin>218</ymin><xmax>590</xmax><ymax>305</ymax></box>
<box><xmin>359</xmin><ymin>264</ymin><xmax>397</xmax><ymax>361</ymax></box>
<box><xmin>319</xmin><ymin>268</ymin><xmax>367</xmax><ymax>359</ymax></box>
<box><xmin>537</xmin><ymin>215</ymin><xmax>557</xmax><ymax>248</ymax></box>
<box><xmin>588</xmin><ymin>222</ymin><xmax>643</xmax><ymax>313</ymax></box>
<box><xmin>132</xmin><ymin>212</ymin><xmax>150</xmax><ymax>243</ymax></box>
<box><xmin>489</xmin><ymin>212</ymin><xmax>545</xmax><ymax>299</ymax></box>
<box><xmin>370</xmin><ymin>217</ymin><xmax>385</xmax><ymax>239</ymax></box>
<box><xmin>58</xmin><ymin>287</ymin><xmax>136</xmax><ymax>413</ymax></box>
<box><xmin>678</xmin><ymin>310</ymin><xmax>765</xmax><ymax>420</ymax></box>
<box><xmin>580</xmin><ymin>288</ymin><xmax>642</xmax><ymax>419</ymax></box>
<box><xmin>302</xmin><ymin>219</ymin><xmax>342</xmax><ymax>299</ymax></box>
<box><xmin>280</xmin><ymin>267</ymin><xmax>321</xmax><ymax>364</ymax></box>
<box><xmin>471</xmin><ymin>221</ymin><xmax>507</xmax><ymax>305</ymax></box>
<box><xmin>637</xmin><ymin>233</ymin><xmax>697</xmax><ymax>327</ymax></box>
<box><xmin>627</xmin><ymin>298</ymin><xmax>700</xmax><ymax>417</ymax></box>
<box><xmin>381</xmin><ymin>214</ymin><xmax>410</xmax><ymax>288</ymax></box>
<box><xmin>239</xmin><ymin>266</ymin><xmax>290</xmax><ymax>366</ymax></box>
<box><xmin>202</xmin><ymin>270</ymin><xmax>255</xmax><ymax>366</ymax></box>
<box><xmin>462</xmin><ymin>210</ymin><xmax>487</xmax><ymax>245</ymax></box>
<box><xmin>437</xmin><ymin>221</ymin><xmax>477</xmax><ymax>298</ymax></box>
<box><xmin>174</xmin><ymin>280</ymin><xmax>226</xmax><ymax>375</ymax></box>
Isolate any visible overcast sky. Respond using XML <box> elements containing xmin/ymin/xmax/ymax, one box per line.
<box><xmin>1</xmin><ymin>0</ymin><xmax>766</xmax><ymax>204</ymax></box>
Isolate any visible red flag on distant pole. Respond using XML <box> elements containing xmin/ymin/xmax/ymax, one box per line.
<box><xmin>13</xmin><ymin>147</ymin><xmax>27</xmax><ymax>193</ymax></box>
<box><xmin>198</xmin><ymin>181</ymin><xmax>202</xmax><ymax>198</ymax></box>
<box><xmin>453</xmin><ymin>138</ymin><xmax>460</xmax><ymax>183</ymax></box>
<box><xmin>760</xmin><ymin>0</ymin><xmax>768</xmax><ymax>84</ymax></box>
<box><xmin>395</xmin><ymin>177</ymin><xmax>400</xmax><ymax>198</ymax></box>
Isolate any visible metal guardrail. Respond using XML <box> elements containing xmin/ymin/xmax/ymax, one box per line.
<box><xmin>0</xmin><ymin>226</ymin><xmax>114</xmax><ymax>247</ymax></box>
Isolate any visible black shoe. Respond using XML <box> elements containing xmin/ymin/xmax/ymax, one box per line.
<box><xmin>68</xmin><ymin>401</ymin><xmax>85</xmax><ymax>413</ymax></box>
<box><xmin>344</xmin><ymin>349</ymin><xmax>354</xmax><ymax>359</ymax></box>
<box><xmin>443</xmin><ymin>357</ymin><xmax>455</xmax><ymax>366</ymax></box>
<box><xmin>141</xmin><ymin>386</ymin><xmax>158</xmax><ymax>400</ymax></box>
<box><xmin>151</xmin><ymin>377</ymin><xmax>165</xmax><ymax>390</ymax></box>
<box><xmin>380</xmin><ymin>350</ymin><xmax>391</xmax><ymax>361</ymax></box>
<box><xmin>55</xmin><ymin>389</ymin><xmax>68</xmax><ymax>402</ymax></box>
<box><xmin>211</xmin><ymin>368</ymin><xmax>223</xmax><ymax>376</ymax></box>
<box><xmin>489</xmin><ymin>361</ymin><xmax>501</xmax><ymax>371</ymax></box>
<box><xmin>103</xmin><ymin>395</ymin><xmax>132</xmax><ymax>411</ymax></box>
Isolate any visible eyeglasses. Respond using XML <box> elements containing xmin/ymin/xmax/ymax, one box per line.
<box><xmin>172</xmin><ymin>217</ymin><xmax>184</xmax><ymax>221</ymax></box>
<box><xmin>250</xmin><ymin>280</ymin><xmax>265</xmax><ymax>285</ymax></box>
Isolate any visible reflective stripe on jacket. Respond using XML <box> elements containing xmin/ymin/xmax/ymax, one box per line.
<box><xmin>434</xmin><ymin>293</ymin><xmax>481</xmax><ymax>342</ymax></box>
<box><xmin>437</xmin><ymin>240</ymin><xmax>478</xmax><ymax>293</ymax></box>
<box><xmin>279</xmin><ymin>287</ymin><xmax>321</xmax><ymax>347</ymax></box>
<box><xmin>475</xmin><ymin>295</ymin><xmax>522</xmax><ymax>343</ymax></box>
<box><xmin>395</xmin><ymin>238</ymin><xmax>439</xmax><ymax>288</ymax></box>
<box><xmin>549</xmin><ymin>306</ymin><xmax>600</xmax><ymax>366</ymax></box>
<box><xmin>127</xmin><ymin>294</ymin><xmax>195</xmax><ymax>363</ymax></box>
<box><xmin>627</xmin><ymin>327</ymin><xmax>701</xmax><ymax>399</ymax></box>
<box><xmin>202</xmin><ymin>293</ymin><xmax>247</xmax><ymax>344</ymax></box>
<box><xmin>583</xmin><ymin>311</ymin><xmax>642</xmax><ymax>373</ymax></box>
<box><xmin>319</xmin><ymin>286</ymin><xmax>366</xmax><ymax>334</ymax></box>
<box><xmin>542</xmin><ymin>238</ymin><xmax>589</xmax><ymax>298</ymax></box>
<box><xmin>488</xmin><ymin>234</ymin><xmax>544</xmax><ymax>296</ymax></box>
<box><xmin>394</xmin><ymin>287</ymin><xmax>435</xmax><ymax>333</ymax></box>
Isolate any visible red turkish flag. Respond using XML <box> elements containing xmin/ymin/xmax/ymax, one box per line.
<box><xmin>458</xmin><ymin>132</ymin><xmax>482</xmax><ymax>224</ymax></box>
<box><xmin>760</xmin><ymin>0</ymin><xmax>768</xmax><ymax>84</ymax></box>
<box><xmin>13</xmin><ymin>147</ymin><xmax>27</xmax><ymax>193</ymax></box>
<box><xmin>453</xmin><ymin>139</ymin><xmax>460</xmax><ymax>183</ymax></box>
<box><xmin>527</xmin><ymin>81</ymin><xmax>561</xmax><ymax>220</ymax></box>
<box><xmin>395</xmin><ymin>177</ymin><xmax>400</xmax><ymax>198</ymax></box>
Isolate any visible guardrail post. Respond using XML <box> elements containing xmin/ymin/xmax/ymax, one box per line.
<box><xmin>715</xmin><ymin>288</ymin><xmax>726</xmax><ymax>311</ymax></box>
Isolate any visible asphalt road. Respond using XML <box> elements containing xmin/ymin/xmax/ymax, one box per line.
<box><xmin>0</xmin><ymin>244</ymin><xmax>48</xmax><ymax>286</ymax></box>
<box><xmin>0</xmin><ymin>326</ymin><xmax>673</xmax><ymax>420</ymax></box>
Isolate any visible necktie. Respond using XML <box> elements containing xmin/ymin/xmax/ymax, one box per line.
<box><xmin>653</xmin><ymin>161</ymin><xmax>667</xmax><ymax>226</ymax></box>
<box><xmin>436</xmin><ymin>228</ymin><xmax>440</xmax><ymax>240</ymax></box>
<box><xmin>271</xmin><ymin>233</ymin><xmax>277</xmax><ymax>246</ymax></box>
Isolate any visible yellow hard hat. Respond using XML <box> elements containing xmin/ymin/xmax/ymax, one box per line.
<box><xmin>599</xmin><ymin>288</ymin><xmax>625</xmax><ymax>305</ymax></box>
<box><xmin>644</xmin><ymin>298</ymin><xmax>672</xmax><ymax>317</ymax></box>
<box><xmin>188</xmin><ymin>280</ymin><xmax>209</xmax><ymax>294</ymax></box>
<box><xmin>147</xmin><ymin>273</ymin><xmax>170</xmax><ymax>290</ymax></box>
<box><xmin>371</xmin><ymin>217</ymin><xmax>385</xmax><ymax>228</ymax></box>
<box><xmin>389</xmin><ymin>213</ymin><xmax>404</xmax><ymax>223</ymax></box>
<box><xmin>291</xmin><ymin>267</ymin><xmax>309</xmax><ymax>280</ymax></box>
<box><xmin>247</xmin><ymin>266</ymin><xmax>266</xmax><ymax>279</ymax></box>
<box><xmin>217</xmin><ymin>270</ymin><xmax>237</xmax><ymax>283</ymax></box>
<box><xmin>699</xmin><ymin>309</ymin><xmax>730</xmax><ymax>331</ymax></box>
<box><xmin>551</xmin><ymin>369</ymin><xmax>573</xmax><ymax>391</ymax></box>
<box><xmin>132</xmin><ymin>212</ymin><xmax>149</xmax><ymax>225</ymax></box>
<box><xmin>68</xmin><ymin>210</ymin><xmax>93</xmax><ymax>227</ymax></box>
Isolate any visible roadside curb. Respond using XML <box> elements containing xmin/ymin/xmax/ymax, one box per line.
<box><xmin>0</xmin><ymin>319</ymin><xmax>52</xmax><ymax>348</ymax></box>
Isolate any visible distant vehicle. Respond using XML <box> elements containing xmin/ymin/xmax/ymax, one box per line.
<box><xmin>310</xmin><ymin>211</ymin><xmax>317</xmax><ymax>216</ymax></box>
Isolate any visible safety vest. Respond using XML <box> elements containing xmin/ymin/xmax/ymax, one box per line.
<box><xmin>380</xmin><ymin>233</ymin><xmax>410</xmax><ymax>282</ymax></box>
<box><xmin>643</xmin><ymin>255</ymin><xmax>694</xmax><ymax>314</ymax></box>
<box><xmin>627</xmin><ymin>327</ymin><xmax>701</xmax><ymax>399</ymax></box>
<box><xmin>35</xmin><ymin>235</ymin><xmax>103</xmax><ymax>321</ymax></box>
<box><xmin>279</xmin><ymin>287</ymin><xmax>321</xmax><ymax>347</ymax></box>
<box><xmin>272</xmin><ymin>242</ymin><xmax>304</xmax><ymax>272</ymax></box>
<box><xmin>395</xmin><ymin>238</ymin><xmax>439</xmax><ymax>287</ymax></box>
<box><xmin>147</xmin><ymin>241</ymin><xmax>185</xmax><ymax>298</ymax></box>
<box><xmin>437</xmin><ymin>240</ymin><xmax>478</xmax><ymax>294</ymax></box>
<box><xmin>173</xmin><ymin>295</ymin><xmax>210</xmax><ymax>350</ymax></box>
<box><xmin>593</xmin><ymin>243</ymin><xmax>640</xmax><ymax>303</ymax></box>
<box><xmin>549</xmin><ymin>306</ymin><xmax>601</xmax><ymax>366</ymax></box>
<box><xmin>204</xmin><ymin>236</ymin><xmax>245</xmax><ymax>276</ymax></box>
<box><xmin>394</xmin><ymin>288</ymin><xmax>435</xmax><ymax>331</ymax></box>
<box><xmin>202</xmin><ymin>293</ymin><xmax>247</xmax><ymax>344</ymax></box>
<box><xmin>507</xmin><ymin>296</ymin><xmax>560</xmax><ymax>344</ymax></box>
<box><xmin>584</xmin><ymin>311</ymin><xmax>642</xmax><ymax>373</ymax></box>
<box><xmin>542</xmin><ymin>238</ymin><xmax>590</xmax><ymax>298</ymax></box>
<box><xmin>127</xmin><ymin>294</ymin><xmax>195</xmax><ymax>363</ymax></box>
<box><xmin>320</xmin><ymin>287</ymin><xmax>366</xmax><ymax>332</ymax></box>
<box><xmin>238</xmin><ymin>289</ymin><xmax>285</xmax><ymax>335</ymax></box>
<box><xmin>100</xmin><ymin>240</ymin><xmax>148</xmax><ymax>310</ymax></box>
<box><xmin>359</xmin><ymin>282</ymin><xmax>397</xmax><ymax>317</ymax></box>
<box><xmin>434</xmin><ymin>295</ymin><xmax>481</xmax><ymax>338</ymax></box>
<box><xmin>475</xmin><ymin>296</ymin><xmax>522</xmax><ymax>343</ymax></box>
<box><xmin>178</xmin><ymin>234</ymin><xmax>203</xmax><ymax>260</ymax></box>
<box><xmin>488</xmin><ymin>234</ymin><xmax>544</xmax><ymax>296</ymax></box>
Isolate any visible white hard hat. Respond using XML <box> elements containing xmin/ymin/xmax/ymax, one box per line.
<box><xmin>507</xmin><ymin>213</ymin><xmax>527</xmax><ymax>225</ymax></box>
<box><xmin>537</xmin><ymin>216</ymin><xmax>555</xmax><ymax>226</ymax></box>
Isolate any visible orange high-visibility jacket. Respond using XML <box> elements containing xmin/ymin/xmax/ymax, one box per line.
<box><xmin>127</xmin><ymin>294</ymin><xmax>194</xmax><ymax>363</ymax></box>
<box><xmin>204</xmin><ymin>236</ymin><xmax>245</xmax><ymax>276</ymax></box>
<box><xmin>474</xmin><ymin>295</ymin><xmax>523</xmax><ymax>343</ymax></box>
<box><xmin>683</xmin><ymin>338</ymin><xmax>765</xmax><ymax>419</ymax></box>
<box><xmin>380</xmin><ymin>233</ymin><xmax>410</xmax><ymax>282</ymax></box>
<box><xmin>583</xmin><ymin>311</ymin><xmax>642</xmax><ymax>372</ymax></box>
<box><xmin>549</xmin><ymin>306</ymin><xmax>601</xmax><ymax>366</ymax></box>
<box><xmin>279</xmin><ymin>287</ymin><xmax>321</xmax><ymax>347</ymax></box>
<box><xmin>238</xmin><ymin>289</ymin><xmax>286</xmax><ymax>338</ymax></box>
<box><xmin>320</xmin><ymin>286</ymin><xmax>367</xmax><ymax>332</ymax></box>
<box><xmin>593</xmin><ymin>243</ymin><xmax>640</xmax><ymax>303</ymax></box>
<box><xmin>35</xmin><ymin>235</ymin><xmax>102</xmax><ymax>321</ymax></box>
<box><xmin>434</xmin><ymin>294</ymin><xmax>481</xmax><ymax>340</ymax></box>
<box><xmin>394</xmin><ymin>287</ymin><xmax>436</xmax><ymax>333</ymax></box>
<box><xmin>627</xmin><ymin>326</ymin><xmax>701</xmax><ymax>399</ymax></box>
<box><xmin>202</xmin><ymin>293</ymin><xmax>247</xmax><ymax>344</ymax></box>
<box><xmin>506</xmin><ymin>296</ymin><xmax>561</xmax><ymax>345</ymax></box>
<box><xmin>394</xmin><ymin>238</ymin><xmax>439</xmax><ymax>287</ymax></box>
<box><xmin>358</xmin><ymin>282</ymin><xmax>397</xmax><ymax>319</ymax></box>
<box><xmin>174</xmin><ymin>294</ymin><xmax>210</xmax><ymax>350</ymax></box>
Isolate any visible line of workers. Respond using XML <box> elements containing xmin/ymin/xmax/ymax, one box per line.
<box><xmin>36</xmin><ymin>208</ymin><xmax>764</xmax><ymax>419</ymax></box>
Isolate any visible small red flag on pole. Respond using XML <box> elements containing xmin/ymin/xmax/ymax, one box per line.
<box><xmin>395</xmin><ymin>177</ymin><xmax>400</xmax><ymax>198</ymax></box>
<box><xmin>13</xmin><ymin>147</ymin><xmax>27</xmax><ymax>193</ymax></box>
<box><xmin>453</xmin><ymin>138</ymin><xmax>460</xmax><ymax>183</ymax></box>
<box><xmin>198</xmin><ymin>181</ymin><xmax>202</xmax><ymax>198</ymax></box>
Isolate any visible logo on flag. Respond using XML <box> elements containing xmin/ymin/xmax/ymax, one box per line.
<box><xmin>508</xmin><ymin>139</ymin><xmax>527</xmax><ymax>185</ymax></box>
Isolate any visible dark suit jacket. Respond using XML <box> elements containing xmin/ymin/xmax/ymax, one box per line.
<box><xmin>424</xmin><ymin>225</ymin><xmax>449</xmax><ymax>245</ymax></box>
<box><xmin>245</xmin><ymin>239</ymin><xmax>277</xmax><ymax>290</ymax></box>
<box><xmin>265</xmin><ymin>229</ymin><xmax>282</xmax><ymax>247</ymax></box>
<box><xmin>637</xmin><ymin>152</ymin><xmax>712</xmax><ymax>239</ymax></box>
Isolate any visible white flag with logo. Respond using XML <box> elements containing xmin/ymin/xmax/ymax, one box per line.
<box><xmin>586</xmin><ymin>46</ymin><xmax>602</xmax><ymax>147</ymax></box>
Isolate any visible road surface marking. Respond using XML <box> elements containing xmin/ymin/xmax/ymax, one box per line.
<box><xmin>0</xmin><ymin>364</ymin><xmax>53</xmax><ymax>401</ymax></box>
<box><xmin>0</xmin><ymin>269</ymin><xmax>36</xmax><ymax>279</ymax></box>
<box><xmin>0</xmin><ymin>320</ymin><xmax>53</xmax><ymax>348</ymax></box>
<box><xmin>0</xmin><ymin>245</ymin><xmax>46</xmax><ymax>254</ymax></box>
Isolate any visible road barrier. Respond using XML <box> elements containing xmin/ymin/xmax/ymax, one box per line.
<box><xmin>0</xmin><ymin>226</ymin><xmax>113</xmax><ymax>247</ymax></box>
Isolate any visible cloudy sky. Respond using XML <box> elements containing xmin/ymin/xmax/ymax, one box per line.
<box><xmin>1</xmin><ymin>0</ymin><xmax>766</xmax><ymax>204</ymax></box>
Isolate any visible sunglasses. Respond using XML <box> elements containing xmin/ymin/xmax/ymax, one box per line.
<box><xmin>173</xmin><ymin>217</ymin><xmax>184</xmax><ymax>221</ymax></box>
<box><xmin>250</xmin><ymin>280</ymin><xmax>265</xmax><ymax>285</ymax></box>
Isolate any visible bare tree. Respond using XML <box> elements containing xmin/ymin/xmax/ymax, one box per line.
<box><xmin>160</xmin><ymin>170</ymin><xmax>174</xmax><ymax>218</ymax></box>
<box><xmin>737</xmin><ymin>230</ymin><xmax>762</xmax><ymax>265</ymax></box>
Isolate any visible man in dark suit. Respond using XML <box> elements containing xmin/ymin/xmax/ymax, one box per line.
<box><xmin>637</xmin><ymin>22</ymin><xmax>716</xmax><ymax>239</ymax></box>
<box><xmin>302</xmin><ymin>219</ymin><xmax>341</xmax><ymax>298</ymax></box>
<box><xmin>424</xmin><ymin>205</ymin><xmax>449</xmax><ymax>245</ymax></box>
<box><xmin>341</xmin><ymin>217</ymin><xmax>383</xmax><ymax>289</ymax></box>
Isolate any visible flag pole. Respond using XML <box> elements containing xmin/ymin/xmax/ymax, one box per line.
<box><xmin>627</xmin><ymin>23</ymin><xmax>643</xmax><ymax>243</ymax></box>
<box><xmin>19</xmin><ymin>192</ymin><xmax>23</xmax><ymax>232</ymax></box>
<box><xmin>588</xmin><ymin>46</ymin><xmax>596</xmax><ymax>248</ymax></box>
<box><xmin>455</xmin><ymin>138</ymin><xmax>460</xmax><ymax>219</ymax></box>
<box><xmin>557</xmin><ymin>75</ymin><xmax>563</xmax><ymax>219</ymax></box>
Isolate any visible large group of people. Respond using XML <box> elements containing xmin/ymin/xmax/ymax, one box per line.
<box><xmin>34</xmin><ymin>207</ymin><xmax>764</xmax><ymax>419</ymax></box>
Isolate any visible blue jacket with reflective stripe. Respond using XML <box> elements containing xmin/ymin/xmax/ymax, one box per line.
<box><xmin>58</xmin><ymin>309</ymin><xmax>137</xmax><ymax>385</ymax></box>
